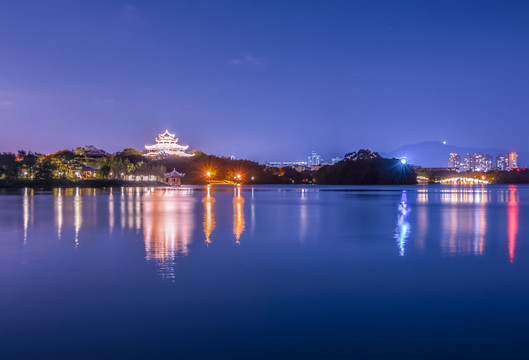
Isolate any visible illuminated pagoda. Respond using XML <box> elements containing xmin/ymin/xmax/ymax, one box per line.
<box><xmin>144</xmin><ymin>130</ymin><xmax>194</xmax><ymax>158</ymax></box>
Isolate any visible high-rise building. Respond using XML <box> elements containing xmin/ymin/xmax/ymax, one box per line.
<box><xmin>450</xmin><ymin>151</ymin><xmax>517</xmax><ymax>172</ymax></box>
<box><xmin>263</xmin><ymin>161</ymin><xmax>308</xmax><ymax>169</ymax></box>
<box><xmin>448</xmin><ymin>153</ymin><xmax>461</xmax><ymax>169</ymax></box>
<box><xmin>496</xmin><ymin>154</ymin><xmax>508</xmax><ymax>170</ymax></box>
<box><xmin>308</xmin><ymin>151</ymin><xmax>323</xmax><ymax>167</ymax></box>
<box><xmin>474</xmin><ymin>153</ymin><xmax>486</xmax><ymax>171</ymax></box>
<box><xmin>508</xmin><ymin>152</ymin><xmax>518</xmax><ymax>170</ymax></box>
<box><xmin>483</xmin><ymin>155</ymin><xmax>493</xmax><ymax>171</ymax></box>
<box><xmin>450</xmin><ymin>153</ymin><xmax>495</xmax><ymax>172</ymax></box>
<box><xmin>496</xmin><ymin>153</ymin><xmax>519</xmax><ymax>170</ymax></box>
<box><xmin>462</xmin><ymin>154</ymin><xmax>473</xmax><ymax>172</ymax></box>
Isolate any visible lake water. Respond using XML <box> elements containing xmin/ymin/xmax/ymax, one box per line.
<box><xmin>1</xmin><ymin>185</ymin><xmax>528</xmax><ymax>359</ymax></box>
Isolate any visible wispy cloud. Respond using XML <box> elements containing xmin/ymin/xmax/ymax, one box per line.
<box><xmin>229</xmin><ymin>52</ymin><xmax>265</xmax><ymax>66</ymax></box>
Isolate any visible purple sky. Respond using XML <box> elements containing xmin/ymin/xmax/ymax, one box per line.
<box><xmin>1</xmin><ymin>0</ymin><xmax>529</xmax><ymax>162</ymax></box>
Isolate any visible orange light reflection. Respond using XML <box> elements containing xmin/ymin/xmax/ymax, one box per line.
<box><xmin>233</xmin><ymin>186</ymin><xmax>245</xmax><ymax>244</ymax></box>
<box><xmin>203</xmin><ymin>185</ymin><xmax>215</xmax><ymax>245</ymax></box>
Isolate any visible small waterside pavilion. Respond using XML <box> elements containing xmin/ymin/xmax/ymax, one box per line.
<box><xmin>165</xmin><ymin>169</ymin><xmax>185</xmax><ymax>186</ymax></box>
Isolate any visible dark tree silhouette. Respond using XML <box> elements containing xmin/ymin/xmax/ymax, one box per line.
<box><xmin>317</xmin><ymin>150</ymin><xmax>416</xmax><ymax>185</ymax></box>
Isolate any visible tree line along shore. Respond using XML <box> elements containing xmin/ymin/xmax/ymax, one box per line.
<box><xmin>0</xmin><ymin>148</ymin><xmax>420</xmax><ymax>187</ymax></box>
<box><xmin>2</xmin><ymin>147</ymin><xmax>527</xmax><ymax>188</ymax></box>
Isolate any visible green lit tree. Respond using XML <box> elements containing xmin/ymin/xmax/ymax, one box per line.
<box><xmin>34</xmin><ymin>158</ymin><xmax>57</xmax><ymax>181</ymax></box>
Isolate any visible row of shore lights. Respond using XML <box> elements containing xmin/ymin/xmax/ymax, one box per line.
<box><xmin>206</xmin><ymin>171</ymin><xmax>239</xmax><ymax>179</ymax></box>
<box><xmin>206</xmin><ymin>171</ymin><xmax>251</xmax><ymax>182</ymax></box>
<box><xmin>205</xmin><ymin>171</ymin><xmax>241</xmax><ymax>180</ymax></box>
<box><xmin>203</xmin><ymin>159</ymin><xmax>409</xmax><ymax>183</ymax></box>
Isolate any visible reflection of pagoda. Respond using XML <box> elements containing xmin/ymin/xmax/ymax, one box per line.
<box><xmin>143</xmin><ymin>189</ymin><xmax>195</xmax><ymax>279</ymax></box>
<box><xmin>144</xmin><ymin>130</ymin><xmax>194</xmax><ymax>158</ymax></box>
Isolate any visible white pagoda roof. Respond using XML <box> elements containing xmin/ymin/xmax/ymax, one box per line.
<box><xmin>165</xmin><ymin>169</ymin><xmax>185</xmax><ymax>178</ymax></box>
<box><xmin>156</xmin><ymin>130</ymin><xmax>177</xmax><ymax>142</ymax></box>
<box><xmin>145</xmin><ymin>143</ymin><xmax>189</xmax><ymax>150</ymax></box>
<box><xmin>144</xmin><ymin>129</ymin><xmax>194</xmax><ymax>157</ymax></box>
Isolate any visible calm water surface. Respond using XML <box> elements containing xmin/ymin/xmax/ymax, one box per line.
<box><xmin>1</xmin><ymin>185</ymin><xmax>528</xmax><ymax>359</ymax></box>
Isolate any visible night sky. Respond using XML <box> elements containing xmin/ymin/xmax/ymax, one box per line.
<box><xmin>1</xmin><ymin>0</ymin><xmax>528</xmax><ymax>162</ymax></box>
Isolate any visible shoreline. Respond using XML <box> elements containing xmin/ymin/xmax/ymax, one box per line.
<box><xmin>2</xmin><ymin>179</ymin><xmax>529</xmax><ymax>189</ymax></box>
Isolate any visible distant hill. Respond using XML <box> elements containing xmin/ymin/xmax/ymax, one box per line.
<box><xmin>381</xmin><ymin>141</ymin><xmax>528</xmax><ymax>168</ymax></box>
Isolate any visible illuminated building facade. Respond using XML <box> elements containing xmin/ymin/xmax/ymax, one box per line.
<box><xmin>462</xmin><ymin>154</ymin><xmax>473</xmax><ymax>172</ymax></box>
<box><xmin>308</xmin><ymin>151</ymin><xmax>323</xmax><ymax>167</ymax></box>
<box><xmin>144</xmin><ymin>130</ymin><xmax>193</xmax><ymax>158</ymax></box>
<box><xmin>474</xmin><ymin>153</ymin><xmax>493</xmax><ymax>171</ymax></box>
<box><xmin>450</xmin><ymin>152</ymin><xmax>496</xmax><ymax>172</ymax></box>
<box><xmin>448</xmin><ymin>153</ymin><xmax>461</xmax><ymax>170</ymax></box>
<box><xmin>483</xmin><ymin>155</ymin><xmax>493</xmax><ymax>171</ymax></box>
<box><xmin>508</xmin><ymin>152</ymin><xmax>518</xmax><ymax>170</ymax></box>
<box><xmin>498</xmin><ymin>155</ymin><xmax>506</xmax><ymax>169</ymax></box>
<box><xmin>263</xmin><ymin>161</ymin><xmax>308</xmax><ymax>171</ymax></box>
<box><xmin>496</xmin><ymin>154</ymin><xmax>508</xmax><ymax>170</ymax></box>
<box><xmin>497</xmin><ymin>152</ymin><xmax>518</xmax><ymax>170</ymax></box>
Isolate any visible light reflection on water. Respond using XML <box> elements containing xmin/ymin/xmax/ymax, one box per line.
<box><xmin>233</xmin><ymin>185</ymin><xmax>245</xmax><ymax>245</ymax></box>
<box><xmin>416</xmin><ymin>185</ymin><xmax>519</xmax><ymax>260</ymax></box>
<box><xmin>108</xmin><ymin>188</ymin><xmax>114</xmax><ymax>233</ymax></box>
<box><xmin>54</xmin><ymin>188</ymin><xmax>63</xmax><ymax>240</ymax></box>
<box><xmin>395</xmin><ymin>190</ymin><xmax>410</xmax><ymax>256</ymax></box>
<box><xmin>203</xmin><ymin>185</ymin><xmax>215</xmax><ymax>245</ymax></box>
<box><xmin>74</xmin><ymin>187</ymin><xmax>81</xmax><ymax>248</ymax></box>
<box><xmin>142</xmin><ymin>189</ymin><xmax>195</xmax><ymax>279</ymax></box>
<box><xmin>12</xmin><ymin>185</ymin><xmax>525</xmax><ymax>279</ymax></box>
<box><xmin>22</xmin><ymin>187</ymin><xmax>33</xmax><ymax>248</ymax></box>
<box><xmin>4</xmin><ymin>184</ymin><xmax>529</xmax><ymax>359</ymax></box>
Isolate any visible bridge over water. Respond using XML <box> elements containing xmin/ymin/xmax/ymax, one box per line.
<box><xmin>435</xmin><ymin>177</ymin><xmax>490</xmax><ymax>185</ymax></box>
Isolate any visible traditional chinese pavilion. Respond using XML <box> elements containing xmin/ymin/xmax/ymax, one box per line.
<box><xmin>165</xmin><ymin>169</ymin><xmax>185</xmax><ymax>186</ymax></box>
<box><xmin>144</xmin><ymin>130</ymin><xmax>194</xmax><ymax>158</ymax></box>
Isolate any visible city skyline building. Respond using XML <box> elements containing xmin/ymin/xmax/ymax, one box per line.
<box><xmin>450</xmin><ymin>152</ymin><xmax>519</xmax><ymax>172</ymax></box>
<box><xmin>496</xmin><ymin>152</ymin><xmax>518</xmax><ymax>170</ymax></box>
<box><xmin>448</xmin><ymin>153</ymin><xmax>461</xmax><ymax>170</ymax></box>
<box><xmin>473</xmin><ymin>153</ymin><xmax>493</xmax><ymax>172</ymax></box>
<box><xmin>508</xmin><ymin>152</ymin><xmax>519</xmax><ymax>170</ymax></box>
<box><xmin>264</xmin><ymin>161</ymin><xmax>307</xmax><ymax>167</ymax></box>
<box><xmin>497</xmin><ymin>154</ymin><xmax>508</xmax><ymax>170</ymax></box>
<box><xmin>308</xmin><ymin>151</ymin><xmax>323</xmax><ymax>167</ymax></box>
<box><xmin>484</xmin><ymin>155</ymin><xmax>493</xmax><ymax>171</ymax></box>
<box><xmin>462</xmin><ymin>154</ymin><xmax>473</xmax><ymax>172</ymax></box>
